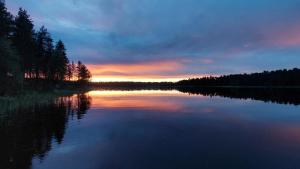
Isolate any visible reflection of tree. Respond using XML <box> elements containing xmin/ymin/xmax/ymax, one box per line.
<box><xmin>0</xmin><ymin>93</ymin><xmax>91</xmax><ymax>169</ymax></box>
<box><xmin>178</xmin><ymin>87</ymin><xmax>300</xmax><ymax>106</ymax></box>
<box><xmin>65</xmin><ymin>93</ymin><xmax>91</xmax><ymax>120</ymax></box>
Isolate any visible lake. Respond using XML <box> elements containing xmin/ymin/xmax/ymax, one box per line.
<box><xmin>1</xmin><ymin>89</ymin><xmax>300</xmax><ymax>169</ymax></box>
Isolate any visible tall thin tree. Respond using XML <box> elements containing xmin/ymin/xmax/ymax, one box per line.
<box><xmin>53</xmin><ymin>40</ymin><xmax>69</xmax><ymax>81</ymax></box>
<box><xmin>36</xmin><ymin>26</ymin><xmax>53</xmax><ymax>79</ymax></box>
<box><xmin>12</xmin><ymin>8</ymin><xmax>36</xmax><ymax>78</ymax></box>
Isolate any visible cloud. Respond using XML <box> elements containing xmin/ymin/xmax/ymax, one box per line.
<box><xmin>6</xmin><ymin>0</ymin><xmax>300</xmax><ymax>80</ymax></box>
<box><xmin>266</xmin><ymin>23</ymin><xmax>300</xmax><ymax>47</ymax></box>
<box><xmin>87</xmin><ymin>60</ymin><xmax>211</xmax><ymax>82</ymax></box>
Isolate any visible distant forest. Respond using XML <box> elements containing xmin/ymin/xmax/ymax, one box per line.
<box><xmin>0</xmin><ymin>2</ymin><xmax>91</xmax><ymax>94</ymax></box>
<box><xmin>178</xmin><ymin>68</ymin><xmax>300</xmax><ymax>87</ymax></box>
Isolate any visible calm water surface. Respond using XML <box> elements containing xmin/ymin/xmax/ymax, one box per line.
<box><xmin>1</xmin><ymin>90</ymin><xmax>300</xmax><ymax>169</ymax></box>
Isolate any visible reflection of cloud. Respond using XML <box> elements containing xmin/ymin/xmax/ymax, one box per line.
<box><xmin>55</xmin><ymin>145</ymin><xmax>77</xmax><ymax>154</ymax></box>
<box><xmin>201</xmin><ymin>108</ymin><xmax>215</xmax><ymax>113</ymax></box>
<box><xmin>271</xmin><ymin>124</ymin><xmax>300</xmax><ymax>144</ymax></box>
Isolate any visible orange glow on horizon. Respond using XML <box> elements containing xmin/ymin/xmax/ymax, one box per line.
<box><xmin>90</xmin><ymin>75</ymin><xmax>202</xmax><ymax>82</ymax></box>
<box><xmin>86</xmin><ymin>61</ymin><xmax>210</xmax><ymax>82</ymax></box>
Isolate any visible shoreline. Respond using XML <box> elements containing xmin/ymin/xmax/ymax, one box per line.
<box><xmin>1</xmin><ymin>85</ymin><xmax>300</xmax><ymax>113</ymax></box>
<box><xmin>0</xmin><ymin>89</ymin><xmax>88</xmax><ymax>113</ymax></box>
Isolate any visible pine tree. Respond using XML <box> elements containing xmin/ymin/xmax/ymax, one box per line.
<box><xmin>76</xmin><ymin>61</ymin><xmax>91</xmax><ymax>82</ymax></box>
<box><xmin>71</xmin><ymin>61</ymin><xmax>76</xmax><ymax>80</ymax></box>
<box><xmin>76</xmin><ymin>61</ymin><xmax>82</xmax><ymax>81</ymax></box>
<box><xmin>66</xmin><ymin>61</ymin><xmax>76</xmax><ymax>81</ymax></box>
<box><xmin>53</xmin><ymin>40</ymin><xmax>69</xmax><ymax>81</ymax></box>
<box><xmin>12</xmin><ymin>8</ymin><xmax>36</xmax><ymax>78</ymax></box>
<box><xmin>66</xmin><ymin>63</ymin><xmax>73</xmax><ymax>81</ymax></box>
<box><xmin>0</xmin><ymin>1</ymin><xmax>13</xmax><ymax>37</ymax></box>
<box><xmin>36</xmin><ymin>26</ymin><xmax>53</xmax><ymax>79</ymax></box>
<box><xmin>0</xmin><ymin>2</ymin><xmax>22</xmax><ymax>94</ymax></box>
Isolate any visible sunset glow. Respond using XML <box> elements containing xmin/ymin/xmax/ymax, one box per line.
<box><xmin>87</xmin><ymin>61</ymin><xmax>208</xmax><ymax>82</ymax></box>
<box><xmin>269</xmin><ymin>24</ymin><xmax>300</xmax><ymax>47</ymax></box>
<box><xmin>6</xmin><ymin>0</ymin><xmax>300</xmax><ymax>80</ymax></box>
<box><xmin>3</xmin><ymin>1</ymin><xmax>300</xmax><ymax>169</ymax></box>
<box><xmin>90</xmin><ymin>75</ymin><xmax>201</xmax><ymax>82</ymax></box>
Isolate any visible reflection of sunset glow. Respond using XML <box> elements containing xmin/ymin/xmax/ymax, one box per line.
<box><xmin>271</xmin><ymin>124</ymin><xmax>300</xmax><ymax>144</ymax></box>
<box><xmin>88</xmin><ymin>90</ymin><xmax>185</xmax><ymax>97</ymax></box>
<box><xmin>87</xmin><ymin>90</ymin><xmax>200</xmax><ymax>111</ymax></box>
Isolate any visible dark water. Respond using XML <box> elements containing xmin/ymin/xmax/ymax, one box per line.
<box><xmin>1</xmin><ymin>89</ymin><xmax>300</xmax><ymax>169</ymax></box>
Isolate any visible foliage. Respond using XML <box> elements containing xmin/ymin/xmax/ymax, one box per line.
<box><xmin>178</xmin><ymin>68</ymin><xmax>300</xmax><ymax>87</ymax></box>
<box><xmin>76</xmin><ymin>61</ymin><xmax>91</xmax><ymax>82</ymax></box>
<box><xmin>0</xmin><ymin>38</ymin><xmax>23</xmax><ymax>94</ymax></box>
<box><xmin>0</xmin><ymin>2</ymin><xmax>13</xmax><ymax>37</ymax></box>
<box><xmin>53</xmin><ymin>40</ymin><xmax>69</xmax><ymax>81</ymax></box>
<box><xmin>35</xmin><ymin>26</ymin><xmax>53</xmax><ymax>79</ymax></box>
<box><xmin>12</xmin><ymin>8</ymin><xmax>36</xmax><ymax>77</ymax></box>
<box><xmin>0</xmin><ymin>2</ymin><xmax>92</xmax><ymax>95</ymax></box>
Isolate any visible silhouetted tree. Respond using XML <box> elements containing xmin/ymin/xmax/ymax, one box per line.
<box><xmin>12</xmin><ymin>8</ymin><xmax>36</xmax><ymax>78</ymax></box>
<box><xmin>76</xmin><ymin>61</ymin><xmax>91</xmax><ymax>82</ymax></box>
<box><xmin>0</xmin><ymin>2</ymin><xmax>22</xmax><ymax>94</ymax></box>
<box><xmin>66</xmin><ymin>61</ymin><xmax>77</xmax><ymax>81</ymax></box>
<box><xmin>178</xmin><ymin>68</ymin><xmax>300</xmax><ymax>87</ymax></box>
<box><xmin>36</xmin><ymin>26</ymin><xmax>54</xmax><ymax>79</ymax></box>
<box><xmin>66</xmin><ymin>63</ymin><xmax>73</xmax><ymax>81</ymax></box>
<box><xmin>53</xmin><ymin>40</ymin><xmax>69</xmax><ymax>81</ymax></box>
<box><xmin>0</xmin><ymin>2</ymin><xmax>94</xmax><ymax>94</ymax></box>
<box><xmin>0</xmin><ymin>1</ymin><xmax>13</xmax><ymax>37</ymax></box>
<box><xmin>71</xmin><ymin>61</ymin><xmax>76</xmax><ymax>77</ymax></box>
<box><xmin>1</xmin><ymin>2</ymin><xmax>91</xmax><ymax>93</ymax></box>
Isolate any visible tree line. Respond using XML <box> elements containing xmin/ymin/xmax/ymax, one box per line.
<box><xmin>0</xmin><ymin>2</ymin><xmax>91</xmax><ymax>94</ymax></box>
<box><xmin>178</xmin><ymin>68</ymin><xmax>300</xmax><ymax>87</ymax></box>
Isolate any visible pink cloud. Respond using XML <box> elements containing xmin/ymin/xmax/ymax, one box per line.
<box><xmin>266</xmin><ymin>23</ymin><xmax>300</xmax><ymax>47</ymax></box>
<box><xmin>200</xmin><ymin>58</ymin><xmax>214</xmax><ymax>64</ymax></box>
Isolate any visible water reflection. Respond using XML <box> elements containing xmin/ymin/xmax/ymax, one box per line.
<box><xmin>0</xmin><ymin>93</ymin><xmax>91</xmax><ymax>169</ymax></box>
<box><xmin>1</xmin><ymin>89</ymin><xmax>300</xmax><ymax>169</ymax></box>
<box><xmin>88</xmin><ymin>90</ymin><xmax>192</xmax><ymax>111</ymax></box>
<box><xmin>178</xmin><ymin>87</ymin><xmax>300</xmax><ymax>105</ymax></box>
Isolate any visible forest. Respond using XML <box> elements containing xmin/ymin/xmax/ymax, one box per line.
<box><xmin>178</xmin><ymin>68</ymin><xmax>300</xmax><ymax>87</ymax></box>
<box><xmin>0</xmin><ymin>2</ymin><xmax>91</xmax><ymax>95</ymax></box>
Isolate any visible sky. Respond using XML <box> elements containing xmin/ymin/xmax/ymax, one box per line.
<box><xmin>6</xmin><ymin>0</ymin><xmax>300</xmax><ymax>82</ymax></box>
